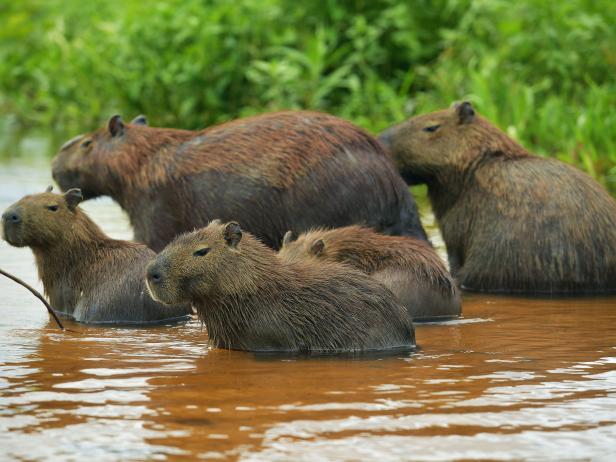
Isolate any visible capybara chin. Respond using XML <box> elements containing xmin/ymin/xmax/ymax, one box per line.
<box><xmin>279</xmin><ymin>226</ymin><xmax>461</xmax><ymax>321</ymax></box>
<box><xmin>1</xmin><ymin>188</ymin><xmax>192</xmax><ymax>324</ymax></box>
<box><xmin>52</xmin><ymin>111</ymin><xmax>427</xmax><ymax>252</ymax></box>
<box><xmin>146</xmin><ymin>221</ymin><xmax>415</xmax><ymax>353</ymax></box>
<box><xmin>379</xmin><ymin>101</ymin><xmax>616</xmax><ymax>294</ymax></box>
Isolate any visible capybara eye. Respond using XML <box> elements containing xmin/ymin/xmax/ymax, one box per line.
<box><xmin>193</xmin><ymin>248</ymin><xmax>210</xmax><ymax>257</ymax></box>
<box><xmin>46</xmin><ymin>205</ymin><xmax>59</xmax><ymax>212</ymax></box>
<box><xmin>81</xmin><ymin>139</ymin><xmax>92</xmax><ymax>149</ymax></box>
<box><xmin>423</xmin><ymin>124</ymin><xmax>441</xmax><ymax>133</ymax></box>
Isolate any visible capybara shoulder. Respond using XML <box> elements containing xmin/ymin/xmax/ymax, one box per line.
<box><xmin>279</xmin><ymin>226</ymin><xmax>461</xmax><ymax>321</ymax></box>
<box><xmin>379</xmin><ymin>102</ymin><xmax>616</xmax><ymax>294</ymax></box>
<box><xmin>52</xmin><ymin>111</ymin><xmax>426</xmax><ymax>251</ymax></box>
<box><xmin>146</xmin><ymin>221</ymin><xmax>415</xmax><ymax>352</ymax></box>
<box><xmin>1</xmin><ymin>188</ymin><xmax>191</xmax><ymax>324</ymax></box>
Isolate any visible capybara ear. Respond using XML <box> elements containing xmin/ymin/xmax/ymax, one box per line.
<box><xmin>456</xmin><ymin>101</ymin><xmax>475</xmax><ymax>124</ymax></box>
<box><xmin>131</xmin><ymin>115</ymin><xmax>148</xmax><ymax>126</ymax></box>
<box><xmin>108</xmin><ymin>115</ymin><xmax>125</xmax><ymax>137</ymax></box>
<box><xmin>64</xmin><ymin>188</ymin><xmax>83</xmax><ymax>211</ymax></box>
<box><xmin>310</xmin><ymin>239</ymin><xmax>325</xmax><ymax>256</ymax></box>
<box><xmin>224</xmin><ymin>222</ymin><xmax>242</xmax><ymax>247</ymax></box>
<box><xmin>282</xmin><ymin>230</ymin><xmax>295</xmax><ymax>247</ymax></box>
<box><xmin>45</xmin><ymin>185</ymin><xmax>53</xmax><ymax>193</ymax></box>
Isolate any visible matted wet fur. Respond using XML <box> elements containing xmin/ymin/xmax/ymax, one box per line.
<box><xmin>52</xmin><ymin>111</ymin><xmax>426</xmax><ymax>251</ymax></box>
<box><xmin>279</xmin><ymin>225</ymin><xmax>461</xmax><ymax>321</ymax></box>
<box><xmin>1</xmin><ymin>188</ymin><xmax>191</xmax><ymax>324</ymax></box>
<box><xmin>146</xmin><ymin>221</ymin><xmax>415</xmax><ymax>352</ymax></box>
<box><xmin>379</xmin><ymin>102</ymin><xmax>616</xmax><ymax>294</ymax></box>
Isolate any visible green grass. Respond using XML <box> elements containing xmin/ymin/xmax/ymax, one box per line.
<box><xmin>1</xmin><ymin>0</ymin><xmax>614</xmax><ymax>193</ymax></box>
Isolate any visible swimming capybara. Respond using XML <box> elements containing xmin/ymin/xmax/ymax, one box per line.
<box><xmin>145</xmin><ymin>220</ymin><xmax>415</xmax><ymax>352</ymax></box>
<box><xmin>52</xmin><ymin>111</ymin><xmax>427</xmax><ymax>252</ymax></box>
<box><xmin>379</xmin><ymin>102</ymin><xmax>616</xmax><ymax>294</ymax></box>
<box><xmin>1</xmin><ymin>188</ymin><xmax>192</xmax><ymax>324</ymax></box>
<box><xmin>279</xmin><ymin>226</ymin><xmax>461</xmax><ymax>321</ymax></box>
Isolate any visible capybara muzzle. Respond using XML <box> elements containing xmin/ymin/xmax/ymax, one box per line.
<box><xmin>1</xmin><ymin>206</ymin><xmax>24</xmax><ymax>246</ymax></box>
<box><xmin>145</xmin><ymin>257</ymin><xmax>178</xmax><ymax>305</ymax></box>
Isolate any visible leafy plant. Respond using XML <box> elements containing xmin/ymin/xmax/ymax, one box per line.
<box><xmin>0</xmin><ymin>0</ymin><xmax>614</xmax><ymax>193</ymax></box>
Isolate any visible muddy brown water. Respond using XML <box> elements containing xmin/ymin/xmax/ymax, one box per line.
<box><xmin>1</xmin><ymin>145</ymin><xmax>615</xmax><ymax>461</ymax></box>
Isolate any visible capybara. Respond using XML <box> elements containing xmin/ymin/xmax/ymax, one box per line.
<box><xmin>279</xmin><ymin>226</ymin><xmax>461</xmax><ymax>321</ymax></box>
<box><xmin>379</xmin><ymin>101</ymin><xmax>616</xmax><ymax>294</ymax></box>
<box><xmin>1</xmin><ymin>188</ymin><xmax>192</xmax><ymax>324</ymax></box>
<box><xmin>52</xmin><ymin>111</ymin><xmax>427</xmax><ymax>252</ymax></box>
<box><xmin>146</xmin><ymin>220</ymin><xmax>415</xmax><ymax>352</ymax></box>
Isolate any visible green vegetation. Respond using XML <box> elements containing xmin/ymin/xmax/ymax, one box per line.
<box><xmin>1</xmin><ymin>0</ymin><xmax>615</xmax><ymax>192</ymax></box>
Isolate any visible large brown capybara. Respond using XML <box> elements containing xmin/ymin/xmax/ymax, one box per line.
<box><xmin>379</xmin><ymin>101</ymin><xmax>616</xmax><ymax>294</ymax></box>
<box><xmin>51</xmin><ymin>111</ymin><xmax>427</xmax><ymax>252</ymax></box>
<box><xmin>1</xmin><ymin>188</ymin><xmax>192</xmax><ymax>324</ymax></box>
<box><xmin>279</xmin><ymin>226</ymin><xmax>461</xmax><ymax>321</ymax></box>
<box><xmin>145</xmin><ymin>220</ymin><xmax>415</xmax><ymax>353</ymax></box>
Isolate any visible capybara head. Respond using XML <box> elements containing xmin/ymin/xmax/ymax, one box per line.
<box><xmin>146</xmin><ymin>220</ymin><xmax>254</xmax><ymax>305</ymax></box>
<box><xmin>51</xmin><ymin>115</ymin><xmax>148</xmax><ymax>198</ymax></box>
<box><xmin>378</xmin><ymin>102</ymin><xmax>522</xmax><ymax>183</ymax></box>
<box><xmin>2</xmin><ymin>187</ymin><xmax>84</xmax><ymax>248</ymax></box>
<box><xmin>280</xmin><ymin>230</ymin><xmax>327</xmax><ymax>262</ymax></box>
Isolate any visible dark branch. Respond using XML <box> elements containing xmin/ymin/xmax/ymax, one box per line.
<box><xmin>0</xmin><ymin>268</ymin><xmax>65</xmax><ymax>330</ymax></box>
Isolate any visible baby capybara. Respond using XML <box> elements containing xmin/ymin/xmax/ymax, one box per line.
<box><xmin>1</xmin><ymin>188</ymin><xmax>192</xmax><ymax>324</ymax></box>
<box><xmin>379</xmin><ymin>102</ymin><xmax>616</xmax><ymax>294</ymax></box>
<box><xmin>52</xmin><ymin>111</ymin><xmax>427</xmax><ymax>252</ymax></box>
<box><xmin>146</xmin><ymin>220</ymin><xmax>415</xmax><ymax>353</ymax></box>
<box><xmin>279</xmin><ymin>226</ymin><xmax>461</xmax><ymax>321</ymax></box>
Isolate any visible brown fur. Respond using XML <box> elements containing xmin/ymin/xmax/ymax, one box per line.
<box><xmin>279</xmin><ymin>226</ymin><xmax>461</xmax><ymax>321</ymax></box>
<box><xmin>52</xmin><ymin>111</ymin><xmax>426</xmax><ymax>251</ymax></box>
<box><xmin>1</xmin><ymin>189</ymin><xmax>191</xmax><ymax>323</ymax></box>
<box><xmin>146</xmin><ymin>221</ymin><xmax>415</xmax><ymax>352</ymax></box>
<box><xmin>379</xmin><ymin>102</ymin><xmax>616</xmax><ymax>294</ymax></box>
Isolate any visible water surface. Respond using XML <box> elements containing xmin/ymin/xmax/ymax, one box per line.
<box><xmin>1</xmin><ymin>149</ymin><xmax>615</xmax><ymax>461</ymax></box>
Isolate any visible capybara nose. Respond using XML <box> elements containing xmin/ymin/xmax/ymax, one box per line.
<box><xmin>378</xmin><ymin>128</ymin><xmax>394</xmax><ymax>150</ymax></box>
<box><xmin>146</xmin><ymin>264</ymin><xmax>163</xmax><ymax>285</ymax></box>
<box><xmin>2</xmin><ymin>208</ymin><xmax>21</xmax><ymax>225</ymax></box>
<box><xmin>148</xmin><ymin>269</ymin><xmax>162</xmax><ymax>284</ymax></box>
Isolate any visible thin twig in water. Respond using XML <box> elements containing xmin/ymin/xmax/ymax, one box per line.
<box><xmin>0</xmin><ymin>268</ymin><xmax>65</xmax><ymax>330</ymax></box>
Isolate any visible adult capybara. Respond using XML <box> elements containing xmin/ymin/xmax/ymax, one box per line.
<box><xmin>379</xmin><ymin>101</ymin><xmax>616</xmax><ymax>294</ymax></box>
<box><xmin>51</xmin><ymin>111</ymin><xmax>427</xmax><ymax>252</ymax></box>
<box><xmin>279</xmin><ymin>226</ymin><xmax>461</xmax><ymax>321</ymax></box>
<box><xmin>145</xmin><ymin>220</ymin><xmax>415</xmax><ymax>352</ymax></box>
<box><xmin>1</xmin><ymin>188</ymin><xmax>192</xmax><ymax>324</ymax></box>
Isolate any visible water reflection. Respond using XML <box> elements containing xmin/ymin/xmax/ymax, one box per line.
<box><xmin>1</xmin><ymin>156</ymin><xmax>616</xmax><ymax>461</ymax></box>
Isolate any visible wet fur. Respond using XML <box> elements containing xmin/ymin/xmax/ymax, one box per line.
<box><xmin>2</xmin><ymin>192</ymin><xmax>191</xmax><ymax>324</ymax></box>
<box><xmin>147</xmin><ymin>222</ymin><xmax>415</xmax><ymax>352</ymax></box>
<box><xmin>52</xmin><ymin>111</ymin><xmax>426</xmax><ymax>251</ymax></box>
<box><xmin>279</xmin><ymin>226</ymin><xmax>461</xmax><ymax>321</ymax></box>
<box><xmin>381</xmin><ymin>104</ymin><xmax>616</xmax><ymax>293</ymax></box>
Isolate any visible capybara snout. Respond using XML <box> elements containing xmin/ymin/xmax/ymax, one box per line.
<box><xmin>146</xmin><ymin>262</ymin><xmax>163</xmax><ymax>285</ymax></box>
<box><xmin>2</xmin><ymin>205</ymin><xmax>24</xmax><ymax>245</ymax></box>
<box><xmin>145</xmin><ymin>256</ymin><xmax>177</xmax><ymax>305</ymax></box>
<box><xmin>377</xmin><ymin>127</ymin><xmax>395</xmax><ymax>150</ymax></box>
<box><xmin>2</xmin><ymin>206</ymin><xmax>22</xmax><ymax>224</ymax></box>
